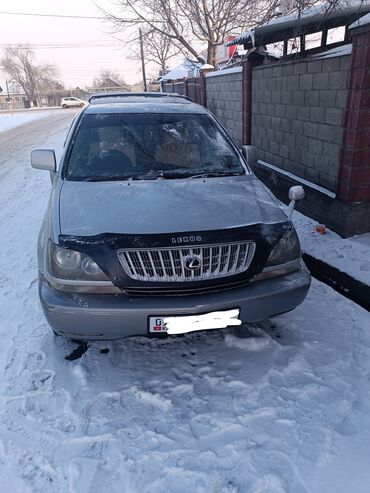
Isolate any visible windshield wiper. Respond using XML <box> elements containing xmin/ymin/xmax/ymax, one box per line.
<box><xmin>132</xmin><ymin>170</ymin><xmax>192</xmax><ymax>180</ymax></box>
<box><xmin>79</xmin><ymin>169</ymin><xmax>246</xmax><ymax>182</ymax></box>
<box><xmin>132</xmin><ymin>170</ymin><xmax>246</xmax><ymax>180</ymax></box>
<box><xmin>190</xmin><ymin>171</ymin><xmax>245</xmax><ymax>179</ymax></box>
<box><xmin>131</xmin><ymin>170</ymin><xmax>165</xmax><ymax>180</ymax></box>
<box><xmin>80</xmin><ymin>175</ymin><xmax>135</xmax><ymax>182</ymax></box>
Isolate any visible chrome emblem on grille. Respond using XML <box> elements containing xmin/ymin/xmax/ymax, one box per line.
<box><xmin>184</xmin><ymin>256</ymin><xmax>202</xmax><ymax>271</ymax></box>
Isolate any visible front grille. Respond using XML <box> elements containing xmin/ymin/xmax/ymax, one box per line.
<box><xmin>117</xmin><ymin>242</ymin><xmax>255</xmax><ymax>282</ymax></box>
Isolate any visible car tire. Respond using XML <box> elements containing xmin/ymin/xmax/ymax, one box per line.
<box><xmin>62</xmin><ymin>104</ymin><xmax>68</xmax><ymax>109</ymax></box>
<box><xmin>79</xmin><ymin>103</ymin><xmax>84</xmax><ymax>108</ymax></box>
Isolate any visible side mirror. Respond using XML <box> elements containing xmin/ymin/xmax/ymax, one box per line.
<box><xmin>31</xmin><ymin>149</ymin><xmax>56</xmax><ymax>172</ymax></box>
<box><xmin>289</xmin><ymin>185</ymin><xmax>305</xmax><ymax>201</ymax></box>
<box><xmin>287</xmin><ymin>186</ymin><xmax>305</xmax><ymax>219</ymax></box>
<box><xmin>242</xmin><ymin>145</ymin><xmax>258</xmax><ymax>165</ymax></box>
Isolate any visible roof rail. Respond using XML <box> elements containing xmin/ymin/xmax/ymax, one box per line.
<box><xmin>88</xmin><ymin>92</ymin><xmax>191</xmax><ymax>103</ymax></box>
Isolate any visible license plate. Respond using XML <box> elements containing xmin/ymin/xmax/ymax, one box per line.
<box><xmin>148</xmin><ymin>308</ymin><xmax>241</xmax><ymax>335</ymax></box>
<box><xmin>148</xmin><ymin>317</ymin><xmax>169</xmax><ymax>334</ymax></box>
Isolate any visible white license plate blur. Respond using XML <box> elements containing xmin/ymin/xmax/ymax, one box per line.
<box><xmin>148</xmin><ymin>309</ymin><xmax>241</xmax><ymax>335</ymax></box>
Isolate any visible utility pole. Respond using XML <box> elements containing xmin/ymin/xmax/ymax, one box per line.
<box><xmin>139</xmin><ymin>28</ymin><xmax>147</xmax><ymax>92</ymax></box>
<box><xmin>5</xmin><ymin>80</ymin><xmax>13</xmax><ymax>115</ymax></box>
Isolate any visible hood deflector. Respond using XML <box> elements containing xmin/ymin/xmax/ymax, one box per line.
<box><xmin>59</xmin><ymin>222</ymin><xmax>291</xmax><ymax>291</ymax></box>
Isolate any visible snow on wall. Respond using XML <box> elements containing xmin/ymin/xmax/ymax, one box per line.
<box><xmin>205</xmin><ymin>67</ymin><xmax>242</xmax><ymax>78</ymax></box>
<box><xmin>311</xmin><ymin>44</ymin><xmax>352</xmax><ymax>60</ymax></box>
<box><xmin>349</xmin><ymin>12</ymin><xmax>370</xmax><ymax>29</ymax></box>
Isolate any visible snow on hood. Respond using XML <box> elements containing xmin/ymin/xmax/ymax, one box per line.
<box><xmin>58</xmin><ymin>175</ymin><xmax>287</xmax><ymax>237</ymax></box>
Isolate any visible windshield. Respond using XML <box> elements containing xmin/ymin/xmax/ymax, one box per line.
<box><xmin>65</xmin><ymin>112</ymin><xmax>247</xmax><ymax>181</ymax></box>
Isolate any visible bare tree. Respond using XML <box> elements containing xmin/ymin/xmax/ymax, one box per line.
<box><xmin>129</xmin><ymin>28</ymin><xmax>182</xmax><ymax>76</ymax></box>
<box><xmin>92</xmin><ymin>69</ymin><xmax>129</xmax><ymax>88</ymax></box>
<box><xmin>1</xmin><ymin>45</ymin><xmax>57</xmax><ymax>103</ymax></box>
<box><xmin>101</xmin><ymin>0</ymin><xmax>283</xmax><ymax>66</ymax></box>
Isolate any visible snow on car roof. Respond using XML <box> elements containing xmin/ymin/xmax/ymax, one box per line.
<box><xmin>88</xmin><ymin>92</ymin><xmax>191</xmax><ymax>103</ymax></box>
<box><xmin>84</xmin><ymin>100</ymin><xmax>208</xmax><ymax>115</ymax></box>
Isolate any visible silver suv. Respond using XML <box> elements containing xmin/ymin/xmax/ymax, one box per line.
<box><xmin>31</xmin><ymin>93</ymin><xmax>310</xmax><ymax>340</ymax></box>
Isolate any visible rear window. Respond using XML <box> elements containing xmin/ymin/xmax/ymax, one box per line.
<box><xmin>65</xmin><ymin>112</ymin><xmax>246</xmax><ymax>181</ymax></box>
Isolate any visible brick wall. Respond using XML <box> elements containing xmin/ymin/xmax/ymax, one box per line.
<box><xmin>251</xmin><ymin>55</ymin><xmax>351</xmax><ymax>192</ymax></box>
<box><xmin>206</xmin><ymin>69</ymin><xmax>243</xmax><ymax>147</ymax></box>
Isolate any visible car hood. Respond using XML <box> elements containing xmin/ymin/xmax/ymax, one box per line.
<box><xmin>58</xmin><ymin>175</ymin><xmax>287</xmax><ymax>236</ymax></box>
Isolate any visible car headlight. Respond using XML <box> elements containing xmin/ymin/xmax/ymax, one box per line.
<box><xmin>253</xmin><ymin>227</ymin><xmax>302</xmax><ymax>282</ymax></box>
<box><xmin>54</xmin><ymin>248</ymin><xmax>81</xmax><ymax>271</ymax></box>
<box><xmin>45</xmin><ymin>243</ymin><xmax>121</xmax><ymax>293</ymax></box>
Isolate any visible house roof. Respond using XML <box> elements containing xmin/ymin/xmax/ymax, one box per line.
<box><xmin>98</xmin><ymin>77</ymin><xmax>122</xmax><ymax>88</ymax></box>
<box><xmin>227</xmin><ymin>0</ymin><xmax>370</xmax><ymax>48</ymax></box>
<box><xmin>158</xmin><ymin>59</ymin><xmax>202</xmax><ymax>82</ymax></box>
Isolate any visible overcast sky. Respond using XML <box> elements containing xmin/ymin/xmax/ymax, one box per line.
<box><xmin>0</xmin><ymin>0</ymin><xmax>161</xmax><ymax>89</ymax></box>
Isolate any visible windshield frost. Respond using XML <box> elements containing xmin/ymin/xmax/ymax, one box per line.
<box><xmin>65</xmin><ymin>112</ymin><xmax>246</xmax><ymax>180</ymax></box>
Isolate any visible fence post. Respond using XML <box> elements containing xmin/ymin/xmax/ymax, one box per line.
<box><xmin>242</xmin><ymin>59</ymin><xmax>254</xmax><ymax>145</ymax></box>
<box><xmin>199</xmin><ymin>64</ymin><xmax>214</xmax><ymax>108</ymax></box>
<box><xmin>337</xmin><ymin>18</ymin><xmax>370</xmax><ymax>203</ymax></box>
<box><xmin>184</xmin><ymin>78</ymin><xmax>189</xmax><ymax>98</ymax></box>
<box><xmin>242</xmin><ymin>60</ymin><xmax>250</xmax><ymax>145</ymax></box>
<box><xmin>242</xmin><ymin>56</ymin><xmax>262</xmax><ymax>145</ymax></box>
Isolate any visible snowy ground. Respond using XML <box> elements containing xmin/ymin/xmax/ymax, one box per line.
<box><xmin>0</xmin><ymin>112</ymin><xmax>370</xmax><ymax>493</ymax></box>
<box><xmin>0</xmin><ymin>109</ymin><xmax>63</xmax><ymax>133</ymax></box>
<box><xmin>293</xmin><ymin>211</ymin><xmax>370</xmax><ymax>286</ymax></box>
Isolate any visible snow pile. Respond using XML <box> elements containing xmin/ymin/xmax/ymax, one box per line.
<box><xmin>0</xmin><ymin>113</ymin><xmax>370</xmax><ymax>492</ymax></box>
<box><xmin>293</xmin><ymin>209</ymin><xmax>370</xmax><ymax>286</ymax></box>
<box><xmin>0</xmin><ymin>110</ymin><xmax>56</xmax><ymax>133</ymax></box>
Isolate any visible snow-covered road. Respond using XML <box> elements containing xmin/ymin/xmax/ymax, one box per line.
<box><xmin>0</xmin><ymin>110</ymin><xmax>59</xmax><ymax>133</ymax></box>
<box><xmin>0</xmin><ymin>111</ymin><xmax>370</xmax><ymax>493</ymax></box>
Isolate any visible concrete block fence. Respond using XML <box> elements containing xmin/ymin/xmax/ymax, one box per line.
<box><xmin>251</xmin><ymin>56</ymin><xmax>350</xmax><ymax>193</ymax></box>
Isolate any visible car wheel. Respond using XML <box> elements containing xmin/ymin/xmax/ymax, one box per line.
<box><xmin>62</xmin><ymin>104</ymin><xmax>68</xmax><ymax>108</ymax></box>
<box><xmin>79</xmin><ymin>103</ymin><xmax>84</xmax><ymax>108</ymax></box>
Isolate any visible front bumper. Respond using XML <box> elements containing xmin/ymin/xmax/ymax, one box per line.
<box><xmin>39</xmin><ymin>267</ymin><xmax>311</xmax><ymax>340</ymax></box>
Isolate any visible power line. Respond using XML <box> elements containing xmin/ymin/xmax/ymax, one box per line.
<box><xmin>0</xmin><ymin>11</ymin><xmax>105</xmax><ymax>20</ymax></box>
<box><xmin>0</xmin><ymin>42</ymin><xmax>120</xmax><ymax>49</ymax></box>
